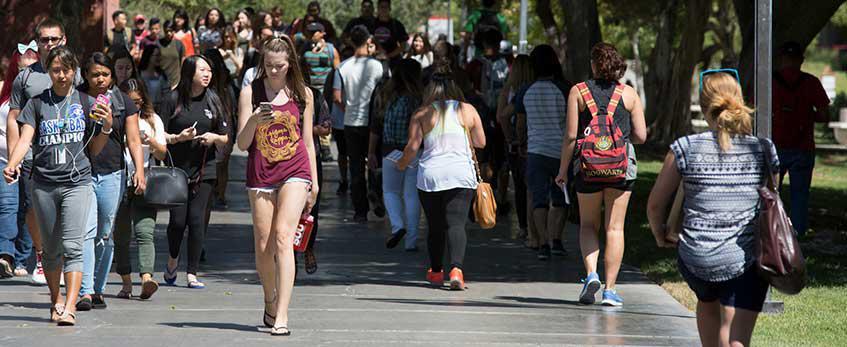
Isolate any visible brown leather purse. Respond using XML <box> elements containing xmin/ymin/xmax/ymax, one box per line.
<box><xmin>757</xmin><ymin>138</ymin><xmax>806</xmax><ymax>295</ymax></box>
<box><xmin>464</xmin><ymin>118</ymin><xmax>497</xmax><ymax>229</ymax></box>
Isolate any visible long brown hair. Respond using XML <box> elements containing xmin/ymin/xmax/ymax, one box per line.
<box><xmin>255</xmin><ymin>35</ymin><xmax>308</xmax><ymax>107</ymax></box>
<box><xmin>699</xmin><ymin>72</ymin><xmax>753</xmax><ymax>152</ymax></box>
<box><xmin>505</xmin><ymin>55</ymin><xmax>534</xmax><ymax>92</ymax></box>
<box><xmin>375</xmin><ymin>59</ymin><xmax>423</xmax><ymax>123</ymax></box>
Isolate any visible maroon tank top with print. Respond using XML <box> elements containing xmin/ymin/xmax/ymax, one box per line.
<box><xmin>246</xmin><ymin>79</ymin><xmax>312</xmax><ymax>188</ymax></box>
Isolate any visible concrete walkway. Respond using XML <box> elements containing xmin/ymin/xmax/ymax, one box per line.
<box><xmin>0</xmin><ymin>153</ymin><xmax>698</xmax><ymax>346</ymax></box>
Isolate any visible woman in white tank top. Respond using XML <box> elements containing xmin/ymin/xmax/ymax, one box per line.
<box><xmin>396</xmin><ymin>64</ymin><xmax>486</xmax><ymax>291</ymax></box>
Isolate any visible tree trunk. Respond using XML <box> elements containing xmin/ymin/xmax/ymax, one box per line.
<box><xmin>52</xmin><ymin>0</ymin><xmax>84</xmax><ymax>55</ymax></box>
<box><xmin>644</xmin><ymin>0</ymin><xmax>677</xmax><ymax>126</ymax></box>
<box><xmin>648</xmin><ymin>0</ymin><xmax>711</xmax><ymax>146</ymax></box>
<box><xmin>559</xmin><ymin>0</ymin><xmax>601</xmax><ymax>82</ymax></box>
<box><xmin>535</xmin><ymin>0</ymin><xmax>567</xmax><ymax>62</ymax></box>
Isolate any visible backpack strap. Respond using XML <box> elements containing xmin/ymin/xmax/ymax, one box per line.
<box><xmin>606</xmin><ymin>83</ymin><xmax>625</xmax><ymax>117</ymax></box>
<box><xmin>576</xmin><ymin>82</ymin><xmax>599</xmax><ymax>118</ymax></box>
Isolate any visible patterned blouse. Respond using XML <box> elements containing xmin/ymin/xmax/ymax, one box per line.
<box><xmin>670</xmin><ymin>132</ymin><xmax>779</xmax><ymax>282</ymax></box>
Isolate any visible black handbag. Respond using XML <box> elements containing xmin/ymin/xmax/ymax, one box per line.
<box><xmin>141</xmin><ymin>151</ymin><xmax>189</xmax><ymax>210</ymax></box>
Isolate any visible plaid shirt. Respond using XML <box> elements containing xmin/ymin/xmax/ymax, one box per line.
<box><xmin>381</xmin><ymin>95</ymin><xmax>420</xmax><ymax>148</ymax></box>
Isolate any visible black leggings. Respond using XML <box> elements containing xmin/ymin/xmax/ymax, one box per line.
<box><xmin>307</xmin><ymin>156</ymin><xmax>322</xmax><ymax>250</ymax></box>
<box><xmin>167</xmin><ymin>180</ymin><xmax>215</xmax><ymax>274</ymax></box>
<box><xmin>419</xmin><ymin>188</ymin><xmax>474</xmax><ymax>272</ymax></box>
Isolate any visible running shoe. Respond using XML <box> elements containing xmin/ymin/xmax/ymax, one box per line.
<box><xmin>579</xmin><ymin>272</ymin><xmax>602</xmax><ymax>304</ymax></box>
<box><xmin>449</xmin><ymin>268</ymin><xmax>465</xmax><ymax>290</ymax></box>
<box><xmin>537</xmin><ymin>244</ymin><xmax>551</xmax><ymax>261</ymax></box>
<box><xmin>426</xmin><ymin>268</ymin><xmax>444</xmax><ymax>287</ymax></box>
<box><xmin>551</xmin><ymin>239</ymin><xmax>567</xmax><ymax>256</ymax></box>
<box><xmin>31</xmin><ymin>254</ymin><xmax>47</xmax><ymax>285</ymax></box>
<box><xmin>601</xmin><ymin>289</ymin><xmax>624</xmax><ymax>307</ymax></box>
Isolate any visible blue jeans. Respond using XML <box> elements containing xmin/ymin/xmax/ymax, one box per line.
<box><xmin>16</xmin><ymin>162</ymin><xmax>33</xmax><ymax>269</ymax></box>
<box><xmin>777</xmin><ymin>149</ymin><xmax>814</xmax><ymax>236</ymax></box>
<box><xmin>382</xmin><ymin>156</ymin><xmax>421</xmax><ymax>249</ymax></box>
<box><xmin>81</xmin><ymin>171</ymin><xmax>125</xmax><ymax>295</ymax></box>
<box><xmin>527</xmin><ymin>154</ymin><xmax>566</xmax><ymax>209</ymax></box>
<box><xmin>0</xmin><ymin>164</ymin><xmax>20</xmax><ymax>264</ymax></box>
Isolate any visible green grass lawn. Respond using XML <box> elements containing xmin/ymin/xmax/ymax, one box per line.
<box><xmin>624</xmin><ymin>150</ymin><xmax>847</xmax><ymax>346</ymax></box>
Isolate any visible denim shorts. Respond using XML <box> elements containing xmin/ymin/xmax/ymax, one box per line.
<box><xmin>526</xmin><ymin>153</ymin><xmax>566</xmax><ymax>209</ymax></box>
<box><xmin>678</xmin><ymin>258</ymin><xmax>769</xmax><ymax>312</ymax></box>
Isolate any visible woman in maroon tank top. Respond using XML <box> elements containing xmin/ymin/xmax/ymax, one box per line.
<box><xmin>236</xmin><ymin>36</ymin><xmax>318</xmax><ymax>337</ymax></box>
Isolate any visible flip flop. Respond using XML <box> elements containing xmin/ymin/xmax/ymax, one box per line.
<box><xmin>139</xmin><ymin>280</ymin><xmax>159</xmax><ymax>300</ymax></box>
<box><xmin>270</xmin><ymin>325</ymin><xmax>291</xmax><ymax>336</ymax></box>
<box><xmin>187</xmin><ymin>279</ymin><xmax>205</xmax><ymax>289</ymax></box>
<box><xmin>116</xmin><ymin>289</ymin><xmax>133</xmax><ymax>299</ymax></box>
<box><xmin>163</xmin><ymin>264</ymin><xmax>178</xmax><ymax>286</ymax></box>
<box><xmin>57</xmin><ymin>311</ymin><xmax>76</xmax><ymax>326</ymax></box>
<box><xmin>50</xmin><ymin>304</ymin><xmax>64</xmax><ymax>322</ymax></box>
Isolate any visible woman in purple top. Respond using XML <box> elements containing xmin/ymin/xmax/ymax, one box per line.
<box><xmin>236</xmin><ymin>36</ymin><xmax>318</xmax><ymax>337</ymax></box>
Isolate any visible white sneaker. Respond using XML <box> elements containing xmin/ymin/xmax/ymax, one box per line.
<box><xmin>31</xmin><ymin>256</ymin><xmax>47</xmax><ymax>285</ymax></box>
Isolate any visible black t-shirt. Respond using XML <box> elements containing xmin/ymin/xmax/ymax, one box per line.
<box><xmin>160</xmin><ymin>90</ymin><xmax>230</xmax><ymax>181</ymax></box>
<box><xmin>344</xmin><ymin>17</ymin><xmax>376</xmax><ymax>37</ymax></box>
<box><xmin>372</xmin><ymin>19</ymin><xmax>408</xmax><ymax>53</ymax></box>
<box><xmin>88</xmin><ymin>88</ymin><xmax>139</xmax><ymax>175</ymax></box>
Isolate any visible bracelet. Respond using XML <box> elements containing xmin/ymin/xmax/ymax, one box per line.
<box><xmin>100</xmin><ymin>127</ymin><xmax>113</xmax><ymax>135</ymax></box>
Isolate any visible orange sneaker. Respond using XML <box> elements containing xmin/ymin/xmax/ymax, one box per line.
<box><xmin>426</xmin><ymin>268</ymin><xmax>443</xmax><ymax>287</ymax></box>
<box><xmin>449</xmin><ymin>268</ymin><xmax>465</xmax><ymax>290</ymax></box>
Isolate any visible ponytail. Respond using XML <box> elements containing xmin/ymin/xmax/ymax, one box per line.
<box><xmin>699</xmin><ymin>72</ymin><xmax>753</xmax><ymax>152</ymax></box>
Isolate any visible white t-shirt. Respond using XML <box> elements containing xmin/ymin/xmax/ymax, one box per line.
<box><xmin>242</xmin><ymin>67</ymin><xmax>257</xmax><ymax>89</ymax></box>
<box><xmin>125</xmin><ymin>113</ymin><xmax>167</xmax><ymax>177</ymax></box>
<box><xmin>334</xmin><ymin>56</ymin><xmax>384</xmax><ymax>127</ymax></box>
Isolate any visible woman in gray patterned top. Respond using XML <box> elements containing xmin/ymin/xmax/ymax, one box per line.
<box><xmin>646</xmin><ymin>72</ymin><xmax>779</xmax><ymax>347</ymax></box>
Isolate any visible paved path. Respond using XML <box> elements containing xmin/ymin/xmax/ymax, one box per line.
<box><xmin>0</xmin><ymin>153</ymin><xmax>698</xmax><ymax>346</ymax></box>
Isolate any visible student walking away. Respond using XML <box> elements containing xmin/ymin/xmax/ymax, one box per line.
<box><xmin>496</xmin><ymin>55</ymin><xmax>534</xmax><ymax>241</ymax></box>
<box><xmin>646</xmin><ymin>71</ymin><xmax>777</xmax><ymax>347</ymax></box>
<box><xmin>463</xmin><ymin>0</ymin><xmax>509</xmax><ymax>60</ymax></box>
<box><xmin>76</xmin><ymin>52</ymin><xmax>145</xmax><ymax>311</ymax></box>
<box><xmin>370</xmin><ymin>59</ymin><xmax>423</xmax><ymax>252</ymax></box>
<box><xmin>772</xmin><ymin>41</ymin><xmax>830</xmax><ymax>237</ymax></box>
<box><xmin>113</xmin><ymin>79</ymin><xmax>166</xmax><ymax>300</ymax></box>
<box><xmin>138</xmin><ymin>45</ymin><xmax>170</xmax><ymax>112</ymax></box>
<box><xmin>555</xmin><ymin>43</ymin><xmax>646</xmax><ymax>307</ymax></box>
<box><xmin>4</xmin><ymin>46</ymin><xmax>113</xmax><ymax>326</ymax></box>
<box><xmin>158</xmin><ymin>20</ymin><xmax>186</xmax><ymax>90</ymax></box>
<box><xmin>334</xmin><ymin>25</ymin><xmax>384</xmax><ymax>223</ymax></box>
<box><xmin>326</xmin><ymin>70</ymin><xmax>349</xmax><ymax>194</ymax></box>
<box><xmin>160</xmin><ymin>55</ymin><xmax>230</xmax><ymax>289</ymax></box>
<box><xmin>342</xmin><ymin>0</ymin><xmax>377</xmax><ymax>50</ymax></box>
<box><xmin>0</xmin><ymin>46</ymin><xmax>41</xmax><ymax>279</ymax></box>
<box><xmin>105</xmin><ymin>10</ymin><xmax>135</xmax><ymax>56</ymax></box>
<box><xmin>172</xmin><ymin>10</ymin><xmax>197</xmax><ymax>57</ymax></box>
<box><xmin>236</xmin><ymin>36</ymin><xmax>319</xmax><ymax>336</ymax></box>
<box><xmin>396</xmin><ymin>62</ymin><xmax>486</xmax><ymax>290</ymax></box>
<box><xmin>406</xmin><ymin>33</ymin><xmax>434</xmax><ymax>69</ymax></box>
<box><xmin>513</xmin><ymin>46</ymin><xmax>569</xmax><ymax>261</ymax></box>
<box><xmin>372</xmin><ymin>0</ymin><xmax>408</xmax><ymax>66</ymax></box>
<box><xmin>7</xmin><ymin>18</ymin><xmax>83</xmax><ymax>285</ymax></box>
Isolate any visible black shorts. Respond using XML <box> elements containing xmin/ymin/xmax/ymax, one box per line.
<box><xmin>678</xmin><ymin>258</ymin><xmax>769</xmax><ymax>312</ymax></box>
<box><xmin>574</xmin><ymin>175</ymin><xmax>635</xmax><ymax>194</ymax></box>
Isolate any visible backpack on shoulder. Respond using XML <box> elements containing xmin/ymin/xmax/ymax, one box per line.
<box><xmin>575</xmin><ymin>82</ymin><xmax>628</xmax><ymax>183</ymax></box>
<box><xmin>480</xmin><ymin>56</ymin><xmax>509</xmax><ymax>111</ymax></box>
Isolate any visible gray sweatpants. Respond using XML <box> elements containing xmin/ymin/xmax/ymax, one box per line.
<box><xmin>31</xmin><ymin>182</ymin><xmax>94</xmax><ymax>273</ymax></box>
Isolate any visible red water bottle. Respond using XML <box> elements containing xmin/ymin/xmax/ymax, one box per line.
<box><xmin>293</xmin><ymin>215</ymin><xmax>314</xmax><ymax>252</ymax></box>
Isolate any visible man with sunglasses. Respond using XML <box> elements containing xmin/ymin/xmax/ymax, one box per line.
<box><xmin>6</xmin><ymin>18</ymin><xmax>82</xmax><ymax>285</ymax></box>
<box><xmin>772</xmin><ymin>41</ymin><xmax>830</xmax><ymax>237</ymax></box>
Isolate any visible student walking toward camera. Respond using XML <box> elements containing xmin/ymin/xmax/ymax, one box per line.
<box><xmin>555</xmin><ymin>43</ymin><xmax>646</xmax><ymax>307</ymax></box>
<box><xmin>159</xmin><ymin>55</ymin><xmax>230</xmax><ymax>289</ymax></box>
<box><xmin>4</xmin><ymin>47</ymin><xmax>113</xmax><ymax>326</ymax></box>
<box><xmin>396</xmin><ymin>62</ymin><xmax>486</xmax><ymax>291</ymax></box>
<box><xmin>236</xmin><ymin>36</ymin><xmax>319</xmax><ymax>336</ymax></box>
<box><xmin>646</xmin><ymin>71</ymin><xmax>777</xmax><ymax>347</ymax></box>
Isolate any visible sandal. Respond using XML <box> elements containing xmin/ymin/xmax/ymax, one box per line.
<box><xmin>139</xmin><ymin>280</ymin><xmax>159</xmax><ymax>300</ymax></box>
<box><xmin>270</xmin><ymin>325</ymin><xmax>291</xmax><ymax>336</ymax></box>
<box><xmin>304</xmin><ymin>249</ymin><xmax>317</xmax><ymax>274</ymax></box>
<box><xmin>263</xmin><ymin>295</ymin><xmax>277</xmax><ymax>328</ymax></box>
<box><xmin>187</xmin><ymin>275</ymin><xmax>205</xmax><ymax>289</ymax></box>
<box><xmin>50</xmin><ymin>303</ymin><xmax>64</xmax><ymax>322</ymax></box>
<box><xmin>116</xmin><ymin>288</ymin><xmax>133</xmax><ymax>299</ymax></box>
<box><xmin>57</xmin><ymin>310</ymin><xmax>76</xmax><ymax>326</ymax></box>
<box><xmin>163</xmin><ymin>263</ymin><xmax>178</xmax><ymax>286</ymax></box>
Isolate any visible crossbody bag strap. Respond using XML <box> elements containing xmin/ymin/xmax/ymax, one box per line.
<box><xmin>758</xmin><ymin>138</ymin><xmax>776</xmax><ymax>190</ymax></box>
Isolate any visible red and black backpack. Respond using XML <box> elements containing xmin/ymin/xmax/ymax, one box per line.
<box><xmin>575</xmin><ymin>82</ymin><xmax>628</xmax><ymax>183</ymax></box>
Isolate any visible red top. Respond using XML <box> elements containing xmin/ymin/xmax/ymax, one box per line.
<box><xmin>246</xmin><ymin>80</ymin><xmax>312</xmax><ymax>188</ymax></box>
<box><xmin>772</xmin><ymin>68</ymin><xmax>830</xmax><ymax>151</ymax></box>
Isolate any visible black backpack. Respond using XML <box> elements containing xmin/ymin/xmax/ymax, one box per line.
<box><xmin>474</xmin><ymin>10</ymin><xmax>502</xmax><ymax>39</ymax></box>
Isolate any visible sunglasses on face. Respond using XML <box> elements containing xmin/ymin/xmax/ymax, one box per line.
<box><xmin>38</xmin><ymin>36</ymin><xmax>64</xmax><ymax>45</ymax></box>
<box><xmin>699</xmin><ymin>68</ymin><xmax>740</xmax><ymax>92</ymax></box>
